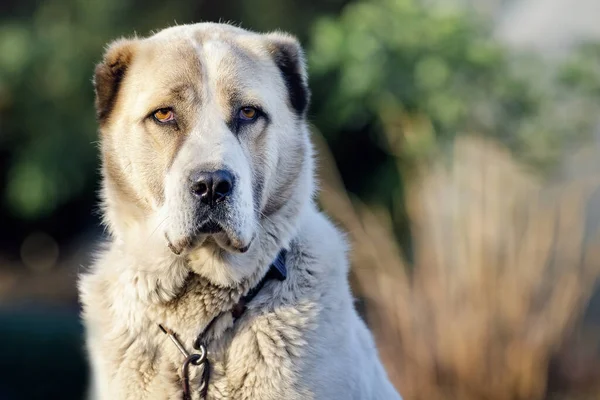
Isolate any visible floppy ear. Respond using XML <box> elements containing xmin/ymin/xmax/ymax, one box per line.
<box><xmin>265</xmin><ymin>33</ymin><xmax>310</xmax><ymax>116</ymax></box>
<box><xmin>94</xmin><ymin>39</ymin><xmax>137</xmax><ymax>124</ymax></box>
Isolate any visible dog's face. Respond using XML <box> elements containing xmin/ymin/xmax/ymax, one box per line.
<box><xmin>95</xmin><ymin>24</ymin><xmax>312</xmax><ymax>280</ymax></box>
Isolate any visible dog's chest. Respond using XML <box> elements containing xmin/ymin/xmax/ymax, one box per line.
<box><xmin>102</xmin><ymin>280</ymin><xmax>261</xmax><ymax>399</ymax></box>
<box><xmin>109</xmin><ymin>294</ymin><xmax>315</xmax><ymax>400</ymax></box>
<box><xmin>88</xmin><ymin>255</ymin><xmax>321</xmax><ymax>400</ymax></box>
<box><xmin>106</xmin><ymin>314</ymin><xmax>287</xmax><ymax>400</ymax></box>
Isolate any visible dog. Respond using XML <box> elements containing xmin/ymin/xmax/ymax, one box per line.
<box><xmin>79</xmin><ymin>22</ymin><xmax>402</xmax><ymax>400</ymax></box>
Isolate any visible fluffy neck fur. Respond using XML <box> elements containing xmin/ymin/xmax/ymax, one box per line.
<box><xmin>85</xmin><ymin>202</ymin><xmax>315</xmax><ymax>366</ymax></box>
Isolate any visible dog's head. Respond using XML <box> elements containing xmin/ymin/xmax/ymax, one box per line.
<box><xmin>95</xmin><ymin>23</ymin><xmax>313</xmax><ymax>283</ymax></box>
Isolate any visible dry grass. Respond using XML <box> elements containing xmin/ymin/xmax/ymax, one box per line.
<box><xmin>316</xmin><ymin>133</ymin><xmax>600</xmax><ymax>400</ymax></box>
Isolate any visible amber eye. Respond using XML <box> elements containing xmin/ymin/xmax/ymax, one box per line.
<box><xmin>238</xmin><ymin>107</ymin><xmax>258</xmax><ymax>121</ymax></box>
<box><xmin>153</xmin><ymin>108</ymin><xmax>175</xmax><ymax>123</ymax></box>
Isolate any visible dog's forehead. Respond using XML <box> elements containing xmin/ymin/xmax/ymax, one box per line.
<box><xmin>145</xmin><ymin>25</ymin><xmax>269</xmax><ymax>78</ymax></box>
<box><xmin>128</xmin><ymin>25</ymin><xmax>277</xmax><ymax>105</ymax></box>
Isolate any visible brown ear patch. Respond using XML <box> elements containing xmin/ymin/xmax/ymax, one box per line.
<box><xmin>266</xmin><ymin>34</ymin><xmax>310</xmax><ymax>116</ymax></box>
<box><xmin>94</xmin><ymin>39</ymin><xmax>137</xmax><ymax>124</ymax></box>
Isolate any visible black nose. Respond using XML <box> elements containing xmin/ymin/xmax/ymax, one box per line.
<box><xmin>190</xmin><ymin>169</ymin><xmax>234</xmax><ymax>206</ymax></box>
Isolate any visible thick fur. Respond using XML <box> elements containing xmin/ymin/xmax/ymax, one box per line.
<box><xmin>79</xmin><ymin>23</ymin><xmax>401</xmax><ymax>400</ymax></box>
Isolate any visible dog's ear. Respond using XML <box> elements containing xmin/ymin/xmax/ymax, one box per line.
<box><xmin>264</xmin><ymin>33</ymin><xmax>310</xmax><ymax>116</ymax></box>
<box><xmin>94</xmin><ymin>39</ymin><xmax>137</xmax><ymax>124</ymax></box>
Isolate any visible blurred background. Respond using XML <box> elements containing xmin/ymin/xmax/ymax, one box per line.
<box><xmin>2</xmin><ymin>0</ymin><xmax>600</xmax><ymax>399</ymax></box>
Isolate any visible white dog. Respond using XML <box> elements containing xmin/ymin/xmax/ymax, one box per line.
<box><xmin>79</xmin><ymin>22</ymin><xmax>402</xmax><ymax>400</ymax></box>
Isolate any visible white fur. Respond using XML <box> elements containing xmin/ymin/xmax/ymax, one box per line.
<box><xmin>80</xmin><ymin>22</ymin><xmax>401</xmax><ymax>400</ymax></box>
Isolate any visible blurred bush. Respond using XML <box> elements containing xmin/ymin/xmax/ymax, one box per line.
<box><xmin>317</xmin><ymin>133</ymin><xmax>600</xmax><ymax>399</ymax></box>
<box><xmin>308</xmin><ymin>0</ymin><xmax>600</xmax><ymax>202</ymax></box>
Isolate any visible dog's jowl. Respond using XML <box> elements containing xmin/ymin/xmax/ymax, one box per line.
<box><xmin>79</xmin><ymin>23</ymin><xmax>402</xmax><ymax>400</ymax></box>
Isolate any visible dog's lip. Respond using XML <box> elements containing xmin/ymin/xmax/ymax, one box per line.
<box><xmin>165</xmin><ymin>232</ymin><xmax>189</xmax><ymax>255</ymax></box>
<box><xmin>236</xmin><ymin>236</ymin><xmax>254</xmax><ymax>253</ymax></box>
<box><xmin>166</xmin><ymin>222</ymin><xmax>253</xmax><ymax>255</ymax></box>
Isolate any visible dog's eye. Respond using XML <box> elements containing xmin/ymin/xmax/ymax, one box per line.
<box><xmin>238</xmin><ymin>107</ymin><xmax>258</xmax><ymax>122</ymax></box>
<box><xmin>153</xmin><ymin>108</ymin><xmax>175</xmax><ymax>123</ymax></box>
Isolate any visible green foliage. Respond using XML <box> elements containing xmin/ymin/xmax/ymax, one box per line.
<box><xmin>559</xmin><ymin>42</ymin><xmax>600</xmax><ymax>96</ymax></box>
<box><xmin>308</xmin><ymin>0</ymin><xmax>600</xmax><ymax>178</ymax></box>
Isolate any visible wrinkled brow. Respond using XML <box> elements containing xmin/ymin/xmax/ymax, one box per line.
<box><xmin>168</xmin><ymin>83</ymin><xmax>200</xmax><ymax>103</ymax></box>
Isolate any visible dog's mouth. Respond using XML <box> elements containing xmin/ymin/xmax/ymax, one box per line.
<box><xmin>165</xmin><ymin>220</ymin><xmax>252</xmax><ymax>255</ymax></box>
<box><xmin>198</xmin><ymin>220</ymin><xmax>223</xmax><ymax>234</ymax></box>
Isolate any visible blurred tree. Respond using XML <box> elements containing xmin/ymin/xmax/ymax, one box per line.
<box><xmin>307</xmin><ymin>0</ymin><xmax>600</xmax><ymax>245</ymax></box>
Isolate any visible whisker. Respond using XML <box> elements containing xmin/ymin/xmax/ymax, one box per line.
<box><xmin>146</xmin><ymin>216</ymin><xmax>170</xmax><ymax>244</ymax></box>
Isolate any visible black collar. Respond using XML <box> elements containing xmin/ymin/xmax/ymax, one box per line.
<box><xmin>192</xmin><ymin>248</ymin><xmax>288</xmax><ymax>348</ymax></box>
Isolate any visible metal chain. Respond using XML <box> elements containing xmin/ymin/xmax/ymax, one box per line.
<box><xmin>159</xmin><ymin>324</ymin><xmax>210</xmax><ymax>400</ymax></box>
<box><xmin>181</xmin><ymin>346</ymin><xmax>208</xmax><ymax>400</ymax></box>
